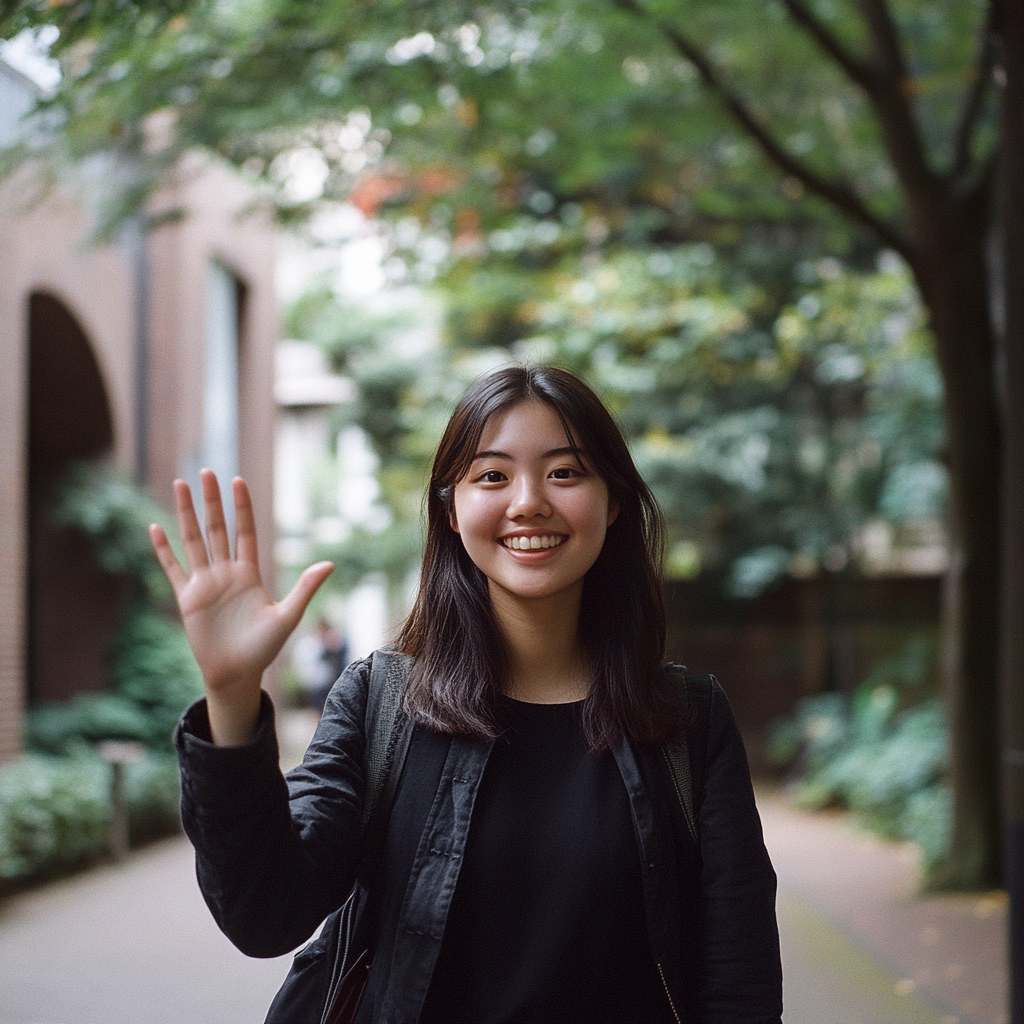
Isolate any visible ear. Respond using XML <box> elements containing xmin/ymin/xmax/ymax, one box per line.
<box><xmin>449</xmin><ymin>504</ymin><xmax>460</xmax><ymax>534</ymax></box>
<box><xmin>607</xmin><ymin>498</ymin><xmax>620</xmax><ymax>527</ymax></box>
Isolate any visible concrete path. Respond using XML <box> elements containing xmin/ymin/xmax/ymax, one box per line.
<box><xmin>762</xmin><ymin>792</ymin><xmax>1007</xmax><ymax>1024</ymax></box>
<box><xmin>0</xmin><ymin>837</ymin><xmax>293</xmax><ymax>1024</ymax></box>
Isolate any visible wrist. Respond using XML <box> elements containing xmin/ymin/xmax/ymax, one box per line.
<box><xmin>205</xmin><ymin>681</ymin><xmax>263</xmax><ymax>746</ymax></box>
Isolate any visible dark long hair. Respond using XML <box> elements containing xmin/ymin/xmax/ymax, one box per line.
<box><xmin>395</xmin><ymin>364</ymin><xmax>680</xmax><ymax>750</ymax></box>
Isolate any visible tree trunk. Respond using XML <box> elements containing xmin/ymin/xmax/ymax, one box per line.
<box><xmin>994</xmin><ymin>0</ymin><xmax>1024</xmax><ymax>1012</ymax></box>
<box><xmin>913</xmin><ymin>216</ymin><xmax>1004</xmax><ymax>890</ymax></box>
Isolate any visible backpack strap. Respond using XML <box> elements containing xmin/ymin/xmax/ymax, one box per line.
<box><xmin>359</xmin><ymin>648</ymin><xmax>414</xmax><ymax>870</ymax></box>
<box><xmin>659</xmin><ymin>666</ymin><xmax>714</xmax><ymax>847</ymax></box>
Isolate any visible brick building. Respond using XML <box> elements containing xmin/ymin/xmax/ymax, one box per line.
<box><xmin>0</xmin><ymin>58</ymin><xmax>279</xmax><ymax>763</ymax></box>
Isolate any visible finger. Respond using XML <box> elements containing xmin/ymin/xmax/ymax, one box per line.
<box><xmin>201</xmin><ymin>468</ymin><xmax>232</xmax><ymax>563</ymax></box>
<box><xmin>149</xmin><ymin>523</ymin><xmax>189</xmax><ymax>594</ymax></box>
<box><xmin>232</xmin><ymin>477</ymin><xmax>259</xmax><ymax>566</ymax></box>
<box><xmin>277</xmin><ymin>561</ymin><xmax>335</xmax><ymax>634</ymax></box>
<box><xmin>174</xmin><ymin>478</ymin><xmax>210</xmax><ymax>571</ymax></box>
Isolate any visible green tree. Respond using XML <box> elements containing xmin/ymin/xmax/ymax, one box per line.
<box><xmin>0</xmin><ymin>0</ymin><xmax>1000</xmax><ymax>886</ymax></box>
<box><xmin>290</xmin><ymin>248</ymin><xmax>944</xmax><ymax>599</ymax></box>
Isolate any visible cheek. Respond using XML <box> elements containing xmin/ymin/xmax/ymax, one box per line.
<box><xmin>571</xmin><ymin>489</ymin><xmax>613</xmax><ymax>536</ymax></box>
<box><xmin>452</xmin><ymin>489</ymin><xmax>494</xmax><ymax>539</ymax></box>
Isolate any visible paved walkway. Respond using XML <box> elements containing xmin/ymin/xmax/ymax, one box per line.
<box><xmin>0</xmin><ymin>836</ymin><xmax>293</xmax><ymax>1024</ymax></box>
<box><xmin>0</xmin><ymin>720</ymin><xmax>1008</xmax><ymax>1023</ymax></box>
<box><xmin>762</xmin><ymin>791</ymin><xmax>1007</xmax><ymax>1024</ymax></box>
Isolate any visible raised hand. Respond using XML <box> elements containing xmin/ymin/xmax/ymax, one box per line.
<box><xmin>149</xmin><ymin>469</ymin><xmax>334</xmax><ymax>745</ymax></box>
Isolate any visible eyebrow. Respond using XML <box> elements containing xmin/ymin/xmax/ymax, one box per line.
<box><xmin>471</xmin><ymin>445</ymin><xmax>583</xmax><ymax>462</ymax></box>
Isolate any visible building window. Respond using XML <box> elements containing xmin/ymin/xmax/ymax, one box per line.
<box><xmin>199</xmin><ymin>260</ymin><xmax>241</xmax><ymax>529</ymax></box>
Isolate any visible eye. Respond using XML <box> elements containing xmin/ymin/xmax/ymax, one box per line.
<box><xmin>480</xmin><ymin>470</ymin><xmax>507</xmax><ymax>483</ymax></box>
<box><xmin>550</xmin><ymin>466</ymin><xmax>583</xmax><ymax>480</ymax></box>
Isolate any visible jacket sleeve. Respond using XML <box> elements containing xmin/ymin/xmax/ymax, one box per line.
<box><xmin>174</xmin><ymin>655</ymin><xmax>372</xmax><ymax>958</ymax></box>
<box><xmin>697</xmin><ymin>679</ymin><xmax>783</xmax><ymax>1023</ymax></box>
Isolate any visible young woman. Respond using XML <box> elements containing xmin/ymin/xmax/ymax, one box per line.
<box><xmin>152</xmin><ymin>365</ymin><xmax>783</xmax><ymax>1024</ymax></box>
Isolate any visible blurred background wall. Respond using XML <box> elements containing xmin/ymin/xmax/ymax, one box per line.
<box><xmin>665</xmin><ymin>575</ymin><xmax>941</xmax><ymax>772</ymax></box>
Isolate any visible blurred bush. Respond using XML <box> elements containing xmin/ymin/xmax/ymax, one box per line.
<box><xmin>769</xmin><ymin>639</ymin><xmax>950</xmax><ymax>869</ymax></box>
<box><xmin>121</xmin><ymin>753</ymin><xmax>184</xmax><ymax>845</ymax></box>
<box><xmin>110</xmin><ymin>609</ymin><xmax>203</xmax><ymax>749</ymax></box>
<box><xmin>1</xmin><ymin>464</ymin><xmax>198</xmax><ymax>890</ymax></box>
<box><xmin>0</xmin><ymin>752</ymin><xmax>182</xmax><ymax>889</ymax></box>
<box><xmin>0</xmin><ymin>754</ymin><xmax>107</xmax><ymax>884</ymax></box>
<box><xmin>51</xmin><ymin>461</ymin><xmax>174</xmax><ymax>604</ymax></box>
<box><xmin>25</xmin><ymin>608</ymin><xmax>203</xmax><ymax>754</ymax></box>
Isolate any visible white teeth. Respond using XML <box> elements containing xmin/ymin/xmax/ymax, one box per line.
<box><xmin>504</xmin><ymin>535</ymin><xmax>563</xmax><ymax>550</ymax></box>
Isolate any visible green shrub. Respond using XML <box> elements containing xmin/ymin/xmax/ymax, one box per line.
<box><xmin>767</xmin><ymin>691</ymin><xmax>849</xmax><ymax>773</ymax></box>
<box><xmin>25</xmin><ymin>695</ymin><xmax>154</xmax><ymax>754</ymax></box>
<box><xmin>3</xmin><ymin>463</ymin><xmax>196</xmax><ymax>889</ymax></box>
<box><xmin>28</xmin><ymin>462</ymin><xmax>203</xmax><ymax>756</ymax></box>
<box><xmin>124</xmin><ymin>754</ymin><xmax>183</xmax><ymax>843</ymax></box>
<box><xmin>109</xmin><ymin>610</ymin><xmax>204</xmax><ymax>750</ymax></box>
<box><xmin>0</xmin><ymin>754</ymin><xmax>109</xmax><ymax>883</ymax></box>
<box><xmin>770</xmin><ymin>640</ymin><xmax>950</xmax><ymax>869</ymax></box>
<box><xmin>0</xmin><ymin>752</ymin><xmax>183</xmax><ymax>888</ymax></box>
<box><xmin>900</xmin><ymin>784</ymin><xmax>952</xmax><ymax>870</ymax></box>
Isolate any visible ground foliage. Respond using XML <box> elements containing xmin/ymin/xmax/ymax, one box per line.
<box><xmin>770</xmin><ymin>637</ymin><xmax>950</xmax><ymax>869</ymax></box>
<box><xmin>0</xmin><ymin>750</ymin><xmax>181</xmax><ymax>888</ymax></box>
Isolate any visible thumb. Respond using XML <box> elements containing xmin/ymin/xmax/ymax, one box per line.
<box><xmin>278</xmin><ymin>561</ymin><xmax>335</xmax><ymax>632</ymax></box>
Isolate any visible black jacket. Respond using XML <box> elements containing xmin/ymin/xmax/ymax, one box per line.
<box><xmin>175</xmin><ymin>655</ymin><xmax>783</xmax><ymax>1023</ymax></box>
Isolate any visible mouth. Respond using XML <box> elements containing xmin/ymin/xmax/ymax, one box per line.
<box><xmin>501</xmin><ymin>534</ymin><xmax>566</xmax><ymax>551</ymax></box>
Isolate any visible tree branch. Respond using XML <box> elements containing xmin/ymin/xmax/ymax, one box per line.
<box><xmin>610</xmin><ymin>0</ymin><xmax>912</xmax><ymax>259</ymax></box>
<box><xmin>779</xmin><ymin>0</ymin><xmax>874</xmax><ymax>93</ymax></box>
<box><xmin>784</xmin><ymin>0</ymin><xmax>947</xmax><ymax>237</ymax></box>
<box><xmin>850</xmin><ymin>0</ymin><xmax>946</xmax><ymax>234</ymax></box>
<box><xmin>950</xmin><ymin>10</ymin><xmax>997</xmax><ymax>182</ymax></box>
<box><xmin>781</xmin><ymin>0</ymin><xmax>952</xmax><ymax>196</ymax></box>
<box><xmin>856</xmin><ymin>0</ymin><xmax>909</xmax><ymax>80</ymax></box>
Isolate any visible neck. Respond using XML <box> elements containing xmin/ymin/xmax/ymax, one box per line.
<box><xmin>489</xmin><ymin>582</ymin><xmax>589</xmax><ymax>703</ymax></box>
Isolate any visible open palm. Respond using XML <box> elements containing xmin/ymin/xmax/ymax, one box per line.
<box><xmin>150</xmin><ymin>469</ymin><xmax>333</xmax><ymax>744</ymax></box>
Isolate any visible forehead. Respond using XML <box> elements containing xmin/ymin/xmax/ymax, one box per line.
<box><xmin>475</xmin><ymin>400</ymin><xmax>577</xmax><ymax>453</ymax></box>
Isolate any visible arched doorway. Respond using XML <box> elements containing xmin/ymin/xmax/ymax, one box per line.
<box><xmin>27</xmin><ymin>292</ymin><xmax>123</xmax><ymax>706</ymax></box>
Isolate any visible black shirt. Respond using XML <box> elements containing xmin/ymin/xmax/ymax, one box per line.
<box><xmin>418</xmin><ymin>696</ymin><xmax>674</xmax><ymax>1024</ymax></box>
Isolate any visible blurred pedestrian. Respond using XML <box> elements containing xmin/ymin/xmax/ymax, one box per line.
<box><xmin>151</xmin><ymin>365</ymin><xmax>782</xmax><ymax>1023</ymax></box>
<box><xmin>292</xmin><ymin>617</ymin><xmax>349</xmax><ymax>714</ymax></box>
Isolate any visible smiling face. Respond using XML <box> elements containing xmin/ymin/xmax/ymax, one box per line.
<box><xmin>451</xmin><ymin>400</ymin><xmax>618</xmax><ymax>614</ymax></box>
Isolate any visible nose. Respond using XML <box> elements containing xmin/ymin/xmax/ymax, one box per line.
<box><xmin>506</xmin><ymin>475</ymin><xmax>551</xmax><ymax>520</ymax></box>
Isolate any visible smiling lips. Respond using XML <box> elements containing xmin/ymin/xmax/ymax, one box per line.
<box><xmin>502</xmin><ymin>534</ymin><xmax>566</xmax><ymax>551</ymax></box>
